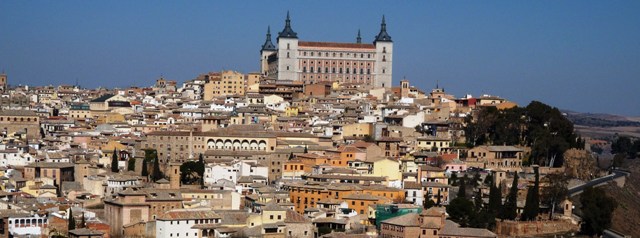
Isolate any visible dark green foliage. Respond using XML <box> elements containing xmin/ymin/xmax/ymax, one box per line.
<box><xmin>304</xmin><ymin>145</ymin><xmax>309</xmax><ymax>153</ymax></box>
<box><xmin>141</xmin><ymin>159</ymin><xmax>148</xmax><ymax>177</ymax></box>
<box><xmin>423</xmin><ymin>195</ymin><xmax>436</xmax><ymax>209</ymax></box>
<box><xmin>450</xmin><ymin>173</ymin><xmax>458</xmax><ymax>186</ymax></box>
<box><xmin>580</xmin><ymin>187</ymin><xmax>617</xmax><ymax>236</ymax></box>
<box><xmin>447</xmin><ymin>197</ymin><xmax>474</xmax><ymax>227</ymax></box>
<box><xmin>436</xmin><ymin>190</ymin><xmax>441</xmax><ymax>206</ymax></box>
<box><xmin>468</xmin><ymin>188</ymin><xmax>493</xmax><ymax>228</ymax></box>
<box><xmin>465</xmin><ymin>101</ymin><xmax>581</xmax><ymax>167</ymax></box>
<box><xmin>471</xmin><ymin>172</ymin><xmax>481</xmax><ymax>188</ymax></box>
<box><xmin>612</xmin><ymin>136</ymin><xmax>640</xmax><ymax>159</ymax></box>
<box><xmin>111</xmin><ymin>149</ymin><xmax>119</xmax><ymax>173</ymax></box>
<box><xmin>127</xmin><ymin>158</ymin><xmax>135</xmax><ymax>171</ymax></box>
<box><xmin>199</xmin><ymin>153</ymin><xmax>205</xmax><ymax>188</ymax></box>
<box><xmin>590</xmin><ymin>144</ymin><xmax>603</xmax><ymax>154</ymax></box>
<box><xmin>500</xmin><ymin>172</ymin><xmax>519</xmax><ymax>220</ymax></box>
<box><xmin>141</xmin><ymin>149</ymin><xmax>154</xmax><ymax>177</ymax></box>
<box><xmin>288</xmin><ymin>152</ymin><xmax>294</xmax><ymax>160</ymax></box>
<box><xmin>457</xmin><ymin>174</ymin><xmax>467</xmax><ymax>199</ymax></box>
<box><xmin>542</xmin><ymin>173</ymin><xmax>568</xmax><ymax>219</ymax></box>
<box><xmin>483</xmin><ymin>173</ymin><xmax>493</xmax><ymax>186</ymax></box>
<box><xmin>79</xmin><ymin>211</ymin><xmax>85</xmax><ymax>228</ymax></box>
<box><xmin>521</xmin><ymin>167</ymin><xmax>540</xmax><ymax>221</ymax></box>
<box><xmin>180</xmin><ymin>160</ymin><xmax>205</xmax><ymax>185</ymax></box>
<box><xmin>488</xmin><ymin>180</ymin><xmax>502</xmax><ymax>215</ymax></box>
<box><xmin>68</xmin><ymin>208</ymin><xmax>76</xmax><ymax>231</ymax></box>
<box><xmin>151</xmin><ymin>153</ymin><xmax>163</xmax><ymax>182</ymax></box>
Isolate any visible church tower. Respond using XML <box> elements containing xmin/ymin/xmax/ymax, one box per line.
<box><xmin>374</xmin><ymin>15</ymin><xmax>393</xmax><ymax>88</ymax></box>
<box><xmin>276</xmin><ymin>11</ymin><xmax>299</xmax><ymax>81</ymax></box>
<box><xmin>168</xmin><ymin>162</ymin><xmax>181</xmax><ymax>189</ymax></box>
<box><xmin>0</xmin><ymin>72</ymin><xmax>6</xmax><ymax>92</ymax></box>
<box><xmin>260</xmin><ymin>26</ymin><xmax>277</xmax><ymax>77</ymax></box>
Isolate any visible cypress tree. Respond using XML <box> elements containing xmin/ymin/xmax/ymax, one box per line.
<box><xmin>68</xmin><ymin>208</ymin><xmax>76</xmax><ymax>231</ymax></box>
<box><xmin>79</xmin><ymin>210</ymin><xmax>86</xmax><ymax>228</ymax></box>
<box><xmin>450</xmin><ymin>173</ymin><xmax>458</xmax><ymax>186</ymax></box>
<box><xmin>127</xmin><ymin>158</ymin><xmax>135</xmax><ymax>171</ymax></box>
<box><xmin>423</xmin><ymin>193</ymin><xmax>436</xmax><ymax>209</ymax></box>
<box><xmin>199</xmin><ymin>153</ymin><xmax>205</xmax><ymax>189</ymax></box>
<box><xmin>457</xmin><ymin>174</ymin><xmax>467</xmax><ymax>198</ymax></box>
<box><xmin>436</xmin><ymin>189</ymin><xmax>442</xmax><ymax>206</ymax></box>
<box><xmin>501</xmin><ymin>172</ymin><xmax>519</xmax><ymax>220</ymax></box>
<box><xmin>474</xmin><ymin>188</ymin><xmax>483</xmax><ymax>211</ymax></box>
<box><xmin>152</xmin><ymin>153</ymin><xmax>163</xmax><ymax>182</ymax></box>
<box><xmin>488</xmin><ymin>180</ymin><xmax>502</xmax><ymax>215</ymax></box>
<box><xmin>522</xmin><ymin>166</ymin><xmax>540</xmax><ymax>221</ymax></box>
<box><xmin>111</xmin><ymin>149</ymin><xmax>119</xmax><ymax>173</ymax></box>
<box><xmin>141</xmin><ymin>159</ymin><xmax>149</xmax><ymax>177</ymax></box>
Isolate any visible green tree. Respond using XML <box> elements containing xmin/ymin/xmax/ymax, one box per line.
<box><xmin>580</xmin><ymin>187</ymin><xmax>617</xmax><ymax>236</ymax></box>
<box><xmin>141</xmin><ymin>159</ymin><xmax>149</xmax><ymax>177</ymax></box>
<box><xmin>127</xmin><ymin>158</ymin><xmax>136</xmax><ymax>171</ymax></box>
<box><xmin>471</xmin><ymin>172</ymin><xmax>481</xmax><ymax>188</ymax></box>
<box><xmin>500</xmin><ymin>172</ymin><xmax>519</xmax><ymax>220</ymax></box>
<box><xmin>488</xmin><ymin>180</ymin><xmax>502</xmax><ymax>215</ymax></box>
<box><xmin>79</xmin><ymin>210</ymin><xmax>86</xmax><ymax>228</ymax></box>
<box><xmin>521</xmin><ymin>167</ymin><xmax>540</xmax><ymax>221</ymax></box>
<box><xmin>457</xmin><ymin>174</ymin><xmax>467</xmax><ymax>199</ymax></box>
<box><xmin>151</xmin><ymin>153</ymin><xmax>163</xmax><ymax>182</ymax></box>
<box><xmin>199</xmin><ymin>153</ymin><xmax>205</xmax><ymax>189</ymax></box>
<box><xmin>483</xmin><ymin>173</ymin><xmax>493</xmax><ymax>186</ymax></box>
<box><xmin>436</xmin><ymin>189</ymin><xmax>442</xmax><ymax>206</ymax></box>
<box><xmin>180</xmin><ymin>160</ymin><xmax>205</xmax><ymax>185</ymax></box>
<box><xmin>542</xmin><ymin>173</ymin><xmax>568</xmax><ymax>219</ymax></box>
<box><xmin>450</xmin><ymin>173</ymin><xmax>458</xmax><ymax>186</ymax></box>
<box><xmin>111</xmin><ymin>149</ymin><xmax>119</xmax><ymax>173</ymax></box>
<box><xmin>423</xmin><ymin>193</ymin><xmax>436</xmax><ymax>209</ymax></box>
<box><xmin>447</xmin><ymin>197</ymin><xmax>474</xmax><ymax>227</ymax></box>
<box><xmin>68</xmin><ymin>208</ymin><xmax>76</xmax><ymax>231</ymax></box>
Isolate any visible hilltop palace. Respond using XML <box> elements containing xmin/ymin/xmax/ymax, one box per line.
<box><xmin>260</xmin><ymin>12</ymin><xmax>393</xmax><ymax>88</ymax></box>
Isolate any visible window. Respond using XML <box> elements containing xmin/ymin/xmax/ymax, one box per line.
<box><xmin>287</xmin><ymin>43</ymin><xmax>290</xmax><ymax>49</ymax></box>
<box><xmin>270</xmin><ymin>215</ymin><xmax>274</xmax><ymax>220</ymax></box>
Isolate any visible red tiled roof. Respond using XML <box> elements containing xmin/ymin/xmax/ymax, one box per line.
<box><xmin>299</xmin><ymin>41</ymin><xmax>376</xmax><ymax>49</ymax></box>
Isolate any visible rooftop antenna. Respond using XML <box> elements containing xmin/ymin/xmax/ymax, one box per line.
<box><xmin>436</xmin><ymin>80</ymin><xmax>439</xmax><ymax>89</ymax></box>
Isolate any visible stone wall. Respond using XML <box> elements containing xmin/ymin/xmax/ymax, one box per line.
<box><xmin>495</xmin><ymin>219</ymin><xmax>579</xmax><ymax>237</ymax></box>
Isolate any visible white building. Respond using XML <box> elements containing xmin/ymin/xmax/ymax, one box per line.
<box><xmin>7</xmin><ymin>213</ymin><xmax>48</xmax><ymax>237</ymax></box>
<box><xmin>261</xmin><ymin>12</ymin><xmax>393</xmax><ymax>88</ymax></box>
<box><xmin>155</xmin><ymin>209</ymin><xmax>221</xmax><ymax>238</ymax></box>
<box><xmin>204</xmin><ymin>160</ymin><xmax>269</xmax><ymax>185</ymax></box>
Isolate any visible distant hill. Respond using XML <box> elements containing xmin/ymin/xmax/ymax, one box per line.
<box><xmin>562</xmin><ymin>110</ymin><xmax>640</xmax><ymax>127</ymax></box>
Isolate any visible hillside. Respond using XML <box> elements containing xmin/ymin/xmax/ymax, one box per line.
<box><xmin>603</xmin><ymin>158</ymin><xmax>640</xmax><ymax>235</ymax></box>
<box><xmin>563</xmin><ymin>110</ymin><xmax>640</xmax><ymax>138</ymax></box>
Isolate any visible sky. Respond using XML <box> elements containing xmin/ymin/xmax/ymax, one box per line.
<box><xmin>1</xmin><ymin>1</ymin><xmax>639</xmax><ymax>116</ymax></box>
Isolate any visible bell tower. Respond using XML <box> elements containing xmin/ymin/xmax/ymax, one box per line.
<box><xmin>374</xmin><ymin>15</ymin><xmax>393</xmax><ymax>88</ymax></box>
<box><xmin>277</xmin><ymin>11</ymin><xmax>299</xmax><ymax>81</ymax></box>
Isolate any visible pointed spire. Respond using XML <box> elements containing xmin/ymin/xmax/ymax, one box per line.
<box><xmin>261</xmin><ymin>26</ymin><xmax>276</xmax><ymax>52</ymax></box>
<box><xmin>375</xmin><ymin>15</ymin><xmax>392</xmax><ymax>43</ymax></box>
<box><xmin>356</xmin><ymin>29</ymin><xmax>362</xmax><ymax>44</ymax></box>
<box><xmin>278</xmin><ymin>11</ymin><xmax>298</xmax><ymax>39</ymax></box>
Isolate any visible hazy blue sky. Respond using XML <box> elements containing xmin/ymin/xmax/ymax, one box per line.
<box><xmin>1</xmin><ymin>1</ymin><xmax>639</xmax><ymax>116</ymax></box>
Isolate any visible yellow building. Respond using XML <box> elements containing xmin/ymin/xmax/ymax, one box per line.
<box><xmin>203</xmin><ymin>70</ymin><xmax>246</xmax><ymax>100</ymax></box>
<box><xmin>285</xmin><ymin>106</ymin><xmax>299</xmax><ymax>117</ymax></box>
<box><xmin>245</xmin><ymin>72</ymin><xmax>261</xmax><ymax>93</ymax></box>
<box><xmin>342</xmin><ymin>123</ymin><xmax>373</xmax><ymax>138</ymax></box>
<box><xmin>372</xmin><ymin>157</ymin><xmax>401</xmax><ymax>181</ymax></box>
